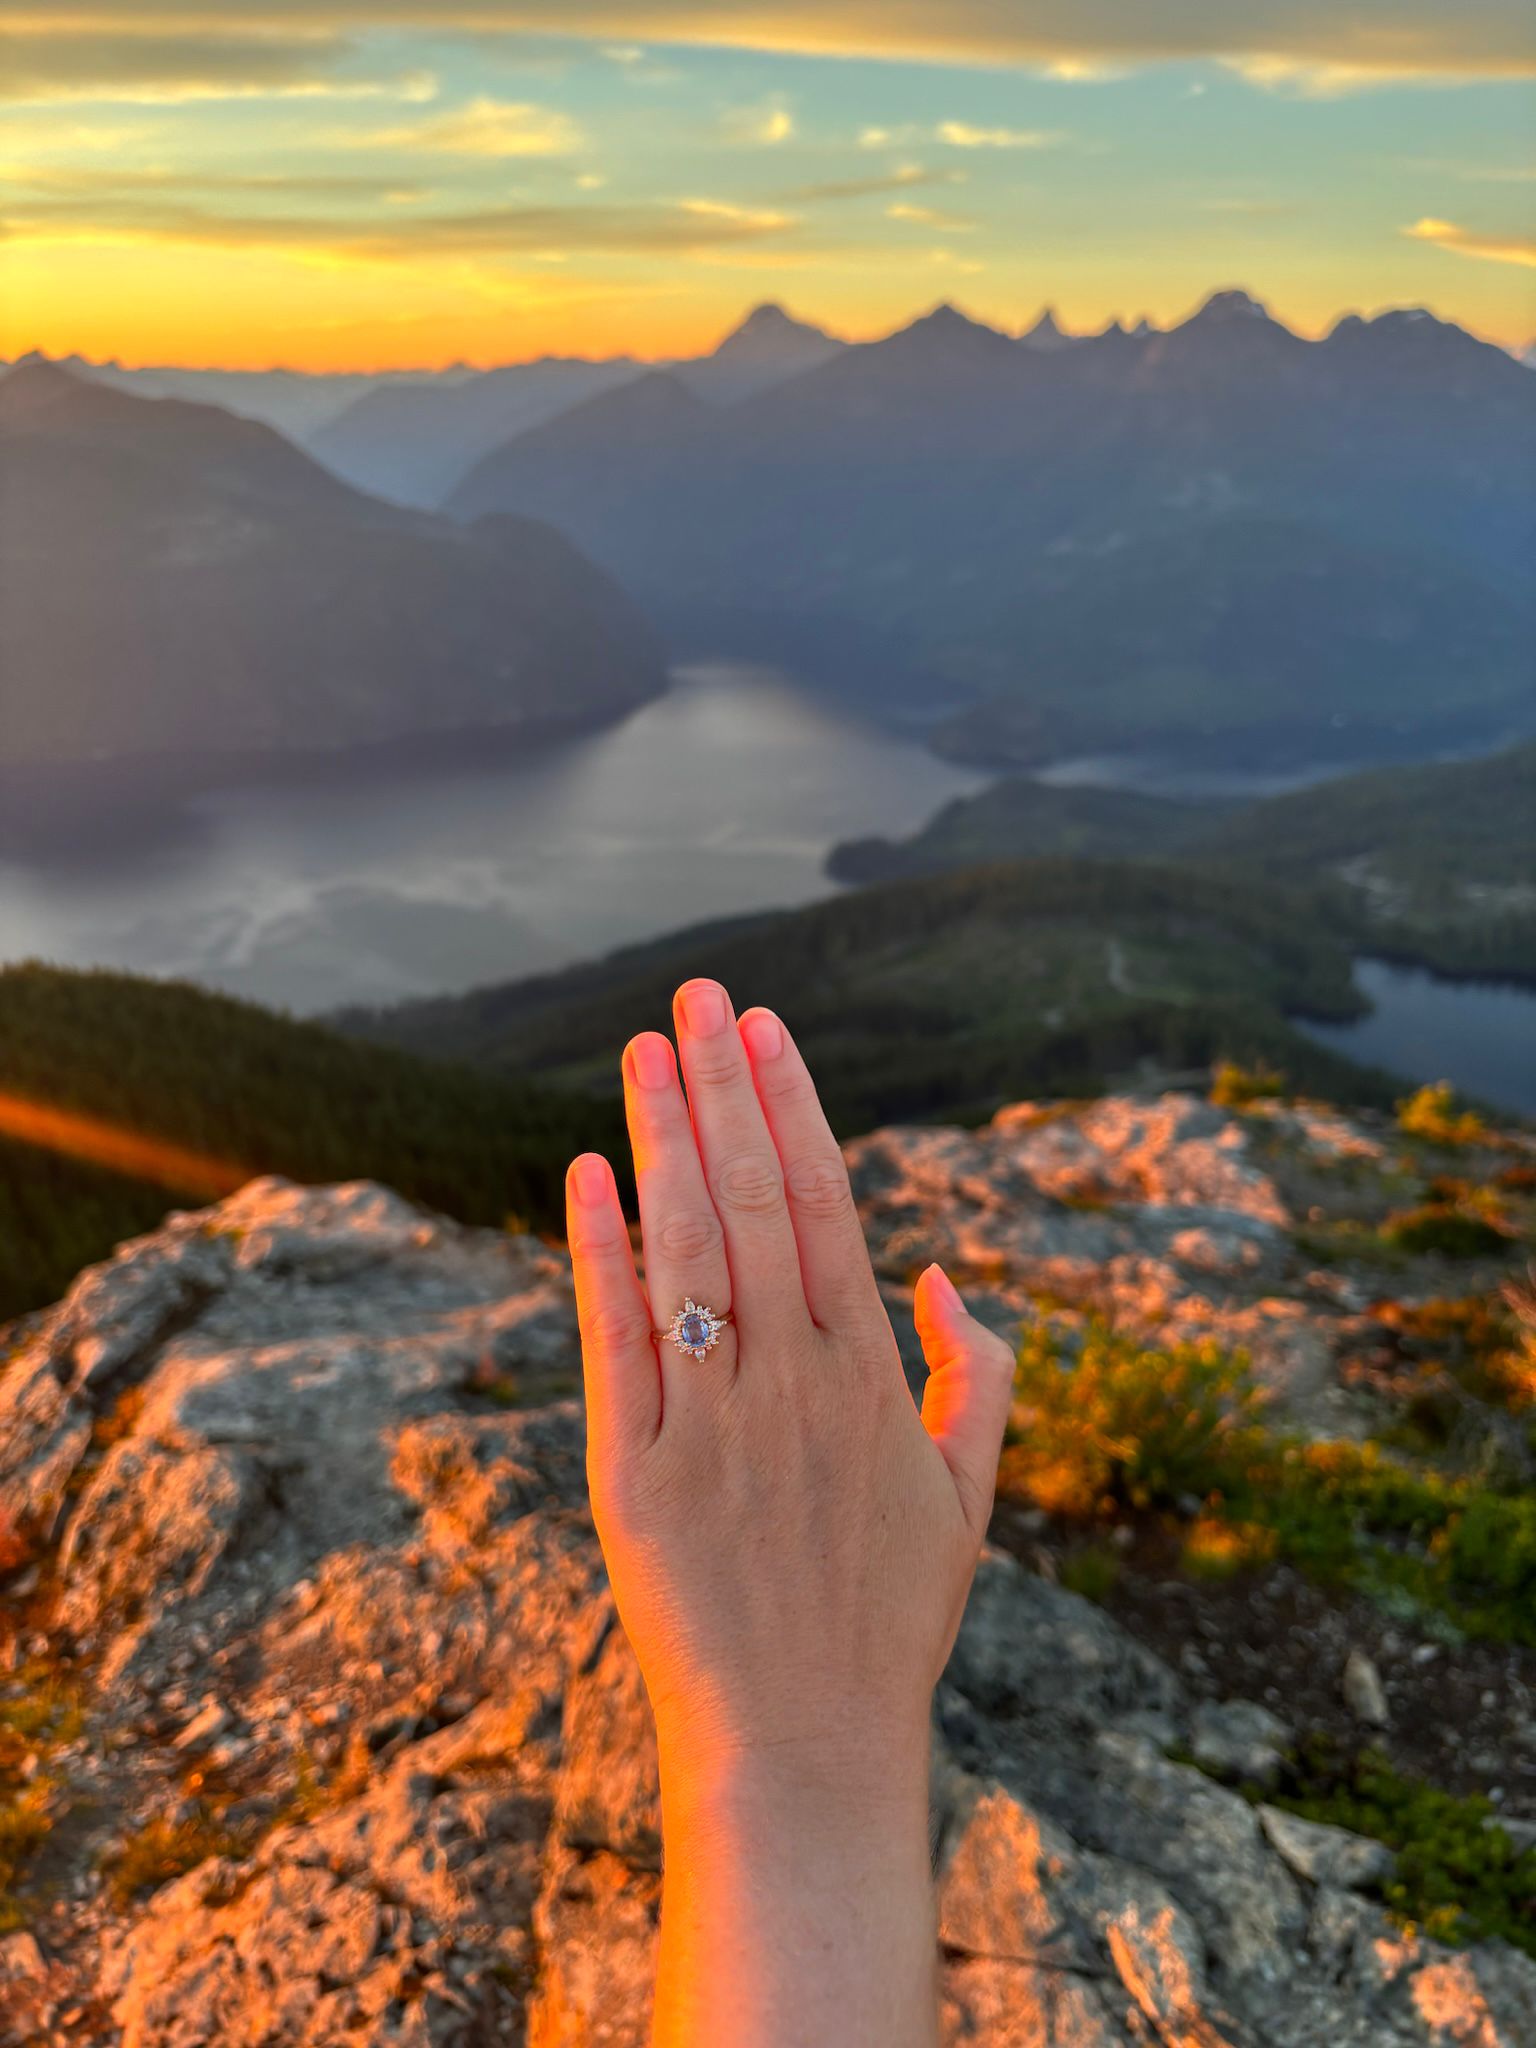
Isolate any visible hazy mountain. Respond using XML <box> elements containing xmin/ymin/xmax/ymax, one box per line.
<box><xmin>672</xmin><ymin>301</ymin><xmax>847</xmax><ymax>403</ymax></box>
<box><xmin>303</xmin><ymin>304</ymin><xmax>843</xmax><ymax>509</ymax></box>
<box><xmin>307</xmin><ymin>357</ymin><xmax>645</xmax><ymax>507</ymax></box>
<box><xmin>0</xmin><ymin>363</ymin><xmax>667</xmax><ymax>767</ymax></box>
<box><xmin>447</xmin><ymin>369</ymin><xmax>716</xmax><ymax>536</ymax></box>
<box><xmin>445</xmin><ymin>287</ymin><xmax>1536</xmax><ymax>769</ymax></box>
<box><xmin>3</xmin><ymin>348</ymin><xmax>438</xmax><ymax>438</ymax></box>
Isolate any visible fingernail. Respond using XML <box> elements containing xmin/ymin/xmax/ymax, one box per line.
<box><xmin>678</xmin><ymin>981</ymin><xmax>729</xmax><ymax>1038</ymax></box>
<box><xmin>570</xmin><ymin>1155</ymin><xmax>611</xmax><ymax>1207</ymax></box>
<box><xmin>627</xmin><ymin>1034</ymin><xmax>674</xmax><ymax>1090</ymax></box>
<box><xmin>926</xmin><ymin>1265</ymin><xmax>967</xmax><ymax>1315</ymax></box>
<box><xmin>740</xmin><ymin>1010</ymin><xmax>784</xmax><ymax>1061</ymax></box>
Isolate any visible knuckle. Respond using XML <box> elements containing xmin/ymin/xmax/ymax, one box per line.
<box><xmin>785</xmin><ymin>1152</ymin><xmax>856</xmax><ymax>1221</ymax></box>
<box><xmin>568</xmin><ymin>1222</ymin><xmax>622</xmax><ymax>1261</ymax></box>
<box><xmin>584</xmin><ymin>1302</ymin><xmax>652</xmax><ymax>1356</ymax></box>
<box><xmin>655</xmin><ymin>1208</ymin><xmax>726</xmax><ymax>1264</ymax></box>
<box><xmin>711</xmin><ymin>1150</ymin><xmax>785</xmax><ymax>1216</ymax></box>
<box><xmin>685</xmin><ymin>1041</ymin><xmax>743</xmax><ymax>1090</ymax></box>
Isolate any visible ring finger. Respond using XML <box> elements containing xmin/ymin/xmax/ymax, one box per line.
<box><xmin>622</xmin><ymin>1029</ymin><xmax>738</xmax><ymax>1395</ymax></box>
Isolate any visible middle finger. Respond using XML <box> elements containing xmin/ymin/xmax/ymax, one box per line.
<box><xmin>672</xmin><ymin>979</ymin><xmax>810</xmax><ymax>1346</ymax></box>
<box><xmin>622</xmin><ymin>1030</ymin><xmax>736</xmax><ymax>1396</ymax></box>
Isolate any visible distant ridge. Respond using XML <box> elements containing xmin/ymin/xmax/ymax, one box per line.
<box><xmin>0</xmin><ymin>361</ymin><xmax>667</xmax><ymax>766</ymax></box>
<box><xmin>441</xmin><ymin>281</ymin><xmax>1536</xmax><ymax>770</ymax></box>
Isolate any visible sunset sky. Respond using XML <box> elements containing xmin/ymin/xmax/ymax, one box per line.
<box><xmin>3</xmin><ymin>4</ymin><xmax>1534</xmax><ymax>369</ymax></box>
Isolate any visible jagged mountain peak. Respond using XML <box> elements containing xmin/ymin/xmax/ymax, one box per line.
<box><xmin>1019</xmin><ymin>305</ymin><xmax>1080</xmax><ymax>351</ymax></box>
<box><xmin>887</xmin><ymin>301</ymin><xmax>1016</xmax><ymax>353</ymax></box>
<box><xmin>1187</xmin><ymin>287</ymin><xmax>1277</xmax><ymax>327</ymax></box>
<box><xmin>705</xmin><ymin>300</ymin><xmax>843</xmax><ymax>367</ymax></box>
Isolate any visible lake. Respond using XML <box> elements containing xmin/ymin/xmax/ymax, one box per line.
<box><xmin>1299</xmin><ymin>959</ymin><xmax>1536</xmax><ymax>1118</ymax></box>
<box><xmin>0</xmin><ymin>665</ymin><xmax>986</xmax><ymax>1015</ymax></box>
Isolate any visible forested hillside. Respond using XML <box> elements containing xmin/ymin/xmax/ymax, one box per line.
<box><xmin>345</xmin><ymin>858</ymin><xmax>1396</xmax><ymax>1131</ymax></box>
<box><xmin>0</xmin><ymin>965</ymin><xmax>620</xmax><ymax>1325</ymax></box>
<box><xmin>831</xmin><ymin>741</ymin><xmax>1536</xmax><ymax>981</ymax></box>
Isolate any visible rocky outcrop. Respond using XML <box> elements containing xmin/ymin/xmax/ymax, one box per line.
<box><xmin>1</xmin><ymin>1101</ymin><xmax>1533</xmax><ymax>2045</ymax></box>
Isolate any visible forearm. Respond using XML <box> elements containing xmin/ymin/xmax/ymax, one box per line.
<box><xmin>652</xmin><ymin>1736</ymin><xmax>940</xmax><ymax>2048</ymax></box>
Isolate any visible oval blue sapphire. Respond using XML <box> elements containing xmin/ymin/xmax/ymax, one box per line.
<box><xmin>679</xmin><ymin>1310</ymin><xmax>711</xmax><ymax>1350</ymax></box>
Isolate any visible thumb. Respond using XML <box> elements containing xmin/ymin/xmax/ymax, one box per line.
<box><xmin>915</xmin><ymin>1264</ymin><xmax>1014</xmax><ymax>1538</ymax></box>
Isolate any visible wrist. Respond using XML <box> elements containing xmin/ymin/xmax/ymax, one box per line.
<box><xmin>655</xmin><ymin>1712</ymin><xmax>932</xmax><ymax>1849</ymax></box>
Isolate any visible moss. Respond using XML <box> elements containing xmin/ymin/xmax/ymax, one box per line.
<box><xmin>1273</xmin><ymin>1737</ymin><xmax>1536</xmax><ymax>1958</ymax></box>
<box><xmin>1057</xmin><ymin>1544</ymin><xmax>1122</xmax><ymax>1604</ymax></box>
<box><xmin>0</xmin><ymin>1661</ymin><xmax>86</xmax><ymax>1925</ymax></box>
<box><xmin>1383</xmin><ymin>1207</ymin><xmax>1512</xmax><ymax>1259</ymax></box>
<box><xmin>99</xmin><ymin>1809</ymin><xmax>255</xmax><ymax>1910</ymax></box>
<box><xmin>0</xmin><ymin>1784</ymin><xmax>54</xmax><ymax>1924</ymax></box>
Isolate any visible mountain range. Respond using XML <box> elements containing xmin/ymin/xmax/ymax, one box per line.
<box><xmin>0</xmin><ymin>362</ymin><xmax>666</xmax><ymax>768</ymax></box>
<box><xmin>443</xmin><ymin>291</ymin><xmax>1536</xmax><ymax>769</ymax></box>
<box><xmin>7</xmin><ymin>290</ymin><xmax>1533</xmax><ymax>778</ymax></box>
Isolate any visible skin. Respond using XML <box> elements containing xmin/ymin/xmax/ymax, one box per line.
<box><xmin>565</xmin><ymin>978</ymin><xmax>1015</xmax><ymax>2048</ymax></box>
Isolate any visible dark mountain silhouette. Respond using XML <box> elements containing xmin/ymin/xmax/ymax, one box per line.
<box><xmin>444</xmin><ymin>287</ymin><xmax>1536</xmax><ymax>768</ymax></box>
<box><xmin>0</xmin><ymin>363</ymin><xmax>667</xmax><ymax>767</ymax></box>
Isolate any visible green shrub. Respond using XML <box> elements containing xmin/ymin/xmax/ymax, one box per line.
<box><xmin>1274</xmin><ymin>1738</ymin><xmax>1536</xmax><ymax>1958</ymax></box>
<box><xmin>1211</xmin><ymin>1060</ymin><xmax>1285</xmax><ymax>1109</ymax></box>
<box><xmin>1004</xmin><ymin>1321</ymin><xmax>1266</xmax><ymax>1517</ymax></box>
<box><xmin>1001</xmin><ymin>1326</ymin><xmax>1536</xmax><ymax>1643</ymax></box>
<box><xmin>1384</xmin><ymin>1206</ymin><xmax>1511</xmax><ymax>1260</ymax></box>
<box><xmin>1398</xmin><ymin>1083</ymin><xmax>1487</xmax><ymax>1148</ymax></box>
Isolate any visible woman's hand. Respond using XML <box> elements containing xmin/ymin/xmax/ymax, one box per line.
<box><xmin>565</xmin><ymin>980</ymin><xmax>1014</xmax><ymax>2048</ymax></box>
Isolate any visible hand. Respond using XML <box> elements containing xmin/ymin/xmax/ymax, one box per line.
<box><xmin>565</xmin><ymin>979</ymin><xmax>1014</xmax><ymax>2048</ymax></box>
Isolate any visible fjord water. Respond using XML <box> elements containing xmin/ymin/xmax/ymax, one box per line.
<box><xmin>1298</xmin><ymin>959</ymin><xmax>1536</xmax><ymax>1118</ymax></box>
<box><xmin>0</xmin><ymin>666</ymin><xmax>986</xmax><ymax>1015</ymax></box>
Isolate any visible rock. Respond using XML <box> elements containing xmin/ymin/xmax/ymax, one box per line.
<box><xmin>1492</xmin><ymin>1815</ymin><xmax>1536</xmax><ymax>1855</ymax></box>
<box><xmin>947</xmin><ymin>1547</ymin><xmax>1182</xmax><ymax>1732</ymax></box>
<box><xmin>1260</xmin><ymin>1806</ymin><xmax>1396</xmax><ymax>1890</ymax></box>
<box><xmin>3</xmin><ymin>1170</ymin><xmax>1532</xmax><ymax>2048</ymax></box>
<box><xmin>0</xmin><ymin>1931</ymin><xmax>45</xmax><ymax>1983</ymax></box>
<box><xmin>171</xmin><ymin>1699</ymin><xmax>231</xmax><ymax>1751</ymax></box>
<box><xmin>1343</xmin><ymin>1648</ymin><xmax>1391</xmax><ymax>1728</ymax></box>
<box><xmin>991</xmin><ymin>1093</ymin><xmax>1291</xmax><ymax>1224</ymax></box>
<box><xmin>1190</xmin><ymin>1699</ymin><xmax>1293</xmax><ymax>1788</ymax></box>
